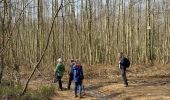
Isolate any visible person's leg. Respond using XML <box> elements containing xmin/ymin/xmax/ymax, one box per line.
<box><xmin>57</xmin><ymin>76</ymin><xmax>62</xmax><ymax>90</ymax></box>
<box><xmin>67</xmin><ymin>75</ymin><xmax>72</xmax><ymax>89</ymax></box>
<box><xmin>74</xmin><ymin>82</ymin><xmax>78</xmax><ymax>97</ymax></box>
<box><xmin>121</xmin><ymin>68</ymin><xmax>128</xmax><ymax>86</ymax></box>
<box><xmin>78</xmin><ymin>81</ymin><xmax>82</xmax><ymax>98</ymax></box>
<box><xmin>82</xmin><ymin>84</ymin><xmax>85</xmax><ymax>94</ymax></box>
<box><xmin>54</xmin><ymin>72</ymin><xmax>58</xmax><ymax>83</ymax></box>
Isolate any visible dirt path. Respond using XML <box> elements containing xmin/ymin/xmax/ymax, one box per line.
<box><xmin>51</xmin><ymin>76</ymin><xmax>170</xmax><ymax>100</ymax></box>
<box><xmin>24</xmin><ymin>65</ymin><xmax>170</xmax><ymax>100</ymax></box>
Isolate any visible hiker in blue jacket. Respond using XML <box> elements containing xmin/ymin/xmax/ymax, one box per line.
<box><xmin>119</xmin><ymin>52</ymin><xmax>129</xmax><ymax>87</ymax></box>
<box><xmin>72</xmin><ymin>61</ymin><xmax>84</xmax><ymax>98</ymax></box>
<box><xmin>67</xmin><ymin>59</ymin><xmax>75</xmax><ymax>90</ymax></box>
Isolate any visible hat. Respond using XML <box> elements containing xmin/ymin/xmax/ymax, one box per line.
<box><xmin>57</xmin><ymin>58</ymin><xmax>62</xmax><ymax>63</ymax></box>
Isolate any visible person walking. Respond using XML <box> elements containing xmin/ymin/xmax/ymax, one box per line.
<box><xmin>72</xmin><ymin>61</ymin><xmax>84</xmax><ymax>98</ymax></box>
<box><xmin>118</xmin><ymin>52</ymin><xmax>130</xmax><ymax>87</ymax></box>
<box><xmin>54</xmin><ymin>58</ymin><xmax>65</xmax><ymax>90</ymax></box>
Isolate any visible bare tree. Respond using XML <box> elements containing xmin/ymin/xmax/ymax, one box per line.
<box><xmin>21</xmin><ymin>0</ymin><xmax>64</xmax><ymax>95</ymax></box>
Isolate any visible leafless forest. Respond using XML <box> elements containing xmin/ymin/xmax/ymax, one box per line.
<box><xmin>0</xmin><ymin>0</ymin><xmax>170</xmax><ymax>99</ymax></box>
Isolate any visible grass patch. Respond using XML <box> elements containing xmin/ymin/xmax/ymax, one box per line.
<box><xmin>0</xmin><ymin>83</ymin><xmax>23</xmax><ymax>99</ymax></box>
<box><xmin>35</xmin><ymin>85</ymin><xmax>56</xmax><ymax>100</ymax></box>
<box><xmin>0</xmin><ymin>80</ymin><xmax>56</xmax><ymax>100</ymax></box>
<box><xmin>22</xmin><ymin>85</ymin><xmax>56</xmax><ymax>100</ymax></box>
<box><xmin>0</xmin><ymin>85</ymin><xmax>22</xmax><ymax>96</ymax></box>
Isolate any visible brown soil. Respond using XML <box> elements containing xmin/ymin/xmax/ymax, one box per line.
<box><xmin>50</xmin><ymin>64</ymin><xmax>170</xmax><ymax>100</ymax></box>
<box><xmin>18</xmin><ymin>64</ymin><xmax>170</xmax><ymax>100</ymax></box>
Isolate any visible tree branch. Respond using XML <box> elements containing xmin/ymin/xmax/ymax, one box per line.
<box><xmin>0</xmin><ymin>0</ymin><xmax>33</xmax><ymax>55</ymax></box>
<box><xmin>20</xmin><ymin>0</ymin><xmax>64</xmax><ymax>96</ymax></box>
<box><xmin>29</xmin><ymin>59</ymin><xmax>46</xmax><ymax>79</ymax></box>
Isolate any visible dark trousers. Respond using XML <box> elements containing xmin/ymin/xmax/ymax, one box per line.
<box><xmin>67</xmin><ymin>75</ymin><xmax>72</xmax><ymax>89</ymax></box>
<box><xmin>74</xmin><ymin>81</ymin><xmax>82</xmax><ymax>96</ymax></box>
<box><xmin>120</xmin><ymin>66</ymin><xmax>128</xmax><ymax>86</ymax></box>
<box><xmin>54</xmin><ymin>72</ymin><xmax>63</xmax><ymax>90</ymax></box>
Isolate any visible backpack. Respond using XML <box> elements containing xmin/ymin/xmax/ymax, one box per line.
<box><xmin>123</xmin><ymin>57</ymin><xmax>130</xmax><ymax>68</ymax></box>
<box><xmin>75</xmin><ymin>68</ymin><xmax>80</xmax><ymax>77</ymax></box>
<box><xmin>74</xmin><ymin>65</ymin><xmax>84</xmax><ymax>80</ymax></box>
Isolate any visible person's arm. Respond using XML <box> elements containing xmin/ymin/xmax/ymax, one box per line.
<box><xmin>69</xmin><ymin>66</ymin><xmax>73</xmax><ymax>75</ymax></box>
<box><xmin>81</xmin><ymin>66</ymin><xmax>84</xmax><ymax>80</ymax></box>
<box><xmin>55</xmin><ymin>64</ymin><xmax>59</xmax><ymax>72</ymax></box>
<box><xmin>70</xmin><ymin>67</ymin><xmax>73</xmax><ymax>75</ymax></box>
<box><xmin>119</xmin><ymin>61</ymin><xmax>121</xmax><ymax>69</ymax></box>
<box><xmin>70</xmin><ymin>66</ymin><xmax>74</xmax><ymax>80</ymax></box>
<box><xmin>63</xmin><ymin>64</ymin><xmax>65</xmax><ymax>72</ymax></box>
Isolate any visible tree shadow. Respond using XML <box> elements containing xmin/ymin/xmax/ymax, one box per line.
<box><xmin>85</xmin><ymin>80</ymin><xmax>117</xmax><ymax>90</ymax></box>
<box><xmin>130</xmin><ymin>74</ymin><xmax>170</xmax><ymax>87</ymax></box>
<box><xmin>147</xmin><ymin>74</ymin><xmax>170</xmax><ymax>79</ymax></box>
<box><xmin>85</xmin><ymin>80</ymin><xmax>121</xmax><ymax>99</ymax></box>
<box><xmin>85</xmin><ymin>84</ymin><xmax>105</xmax><ymax>90</ymax></box>
<box><xmin>101</xmin><ymin>92</ymin><xmax>121</xmax><ymax>99</ymax></box>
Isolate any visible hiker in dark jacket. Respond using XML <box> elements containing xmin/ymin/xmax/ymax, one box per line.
<box><xmin>119</xmin><ymin>52</ymin><xmax>128</xmax><ymax>87</ymax></box>
<box><xmin>72</xmin><ymin>61</ymin><xmax>84</xmax><ymax>98</ymax></box>
<box><xmin>54</xmin><ymin>58</ymin><xmax>65</xmax><ymax>90</ymax></box>
<box><xmin>67</xmin><ymin>59</ymin><xmax>75</xmax><ymax>90</ymax></box>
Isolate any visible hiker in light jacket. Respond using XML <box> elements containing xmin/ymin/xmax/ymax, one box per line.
<box><xmin>119</xmin><ymin>52</ymin><xmax>128</xmax><ymax>87</ymax></box>
<box><xmin>72</xmin><ymin>61</ymin><xmax>84</xmax><ymax>98</ymax></box>
<box><xmin>54</xmin><ymin>58</ymin><xmax>65</xmax><ymax>90</ymax></box>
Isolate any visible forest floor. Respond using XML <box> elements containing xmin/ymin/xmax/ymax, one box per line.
<box><xmin>50</xmin><ymin>77</ymin><xmax>170</xmax><ymax>100</ymax></box>
<box><xmin>23</xmin><ymin>64</ymin><xmax>170</xmax><ymax>100</ymax></box>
